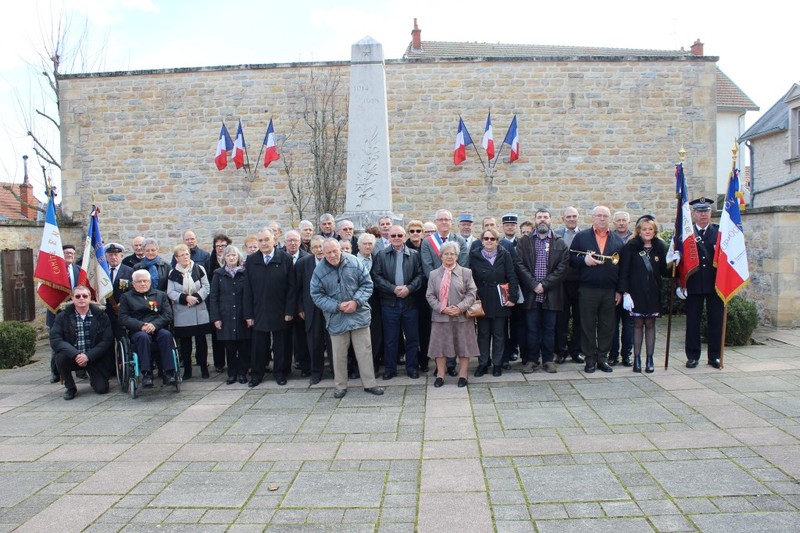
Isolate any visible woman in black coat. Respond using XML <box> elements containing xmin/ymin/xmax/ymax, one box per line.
<box><xmin>468</xmin><ymin>228</ymin><xmax>519</xmax><ymax>377</ymax></box>
<box><xmin>618</xmin><ymin>215</ymin><xmax>669</xmax><ymax>373</ymax></box>
<box><xmin>209</xmin><ymin>245</ymin><xmax>252</xmax><ymax>384</ymax></box>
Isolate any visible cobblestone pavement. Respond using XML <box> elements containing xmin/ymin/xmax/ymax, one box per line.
<box><xmin>2</xmin><ymin>318</ymin><xmax>800</xmax><ymax>532</ymax></box>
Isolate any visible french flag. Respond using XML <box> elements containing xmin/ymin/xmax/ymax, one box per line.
<box><xmin>453</xmin><ymin>117</ymin><xmax>473</xmax><ymax>166</ymax></box>
<box><xmin>77</xmin><ymin>206</ymin><xmax>113</xmax><ymax>302</ymax></box>
<box><xmin>214</xmin><ymin>122</ymin><xmax>233</xmax><ymax>171</ymax></box>
<box><xmin>233</xmin><ymin>120</ymin><xmax>246</xmax><ymax>169</ymax></box>
<box><xmin>667</xmin><ymin>162</ymin><xmax>700</xmax><ymax>289</ymax></box>
<box><xmin>482</xmin><ymin>113</ymin><xmax>495</xmax><ymax>160</ymax></box>
<box><xmin>503</xmin><ymin>115</ymin><xmax>519</xmax><ymax>162</ymax></box>
<box><xmin>263</xmin><ymin>119</ymin><xmax>279</xmax><ymax>168</ymax></box>
<box><xmin>714</xmin><ymin>167</ymin><xmax>750</xmax><ymax>303</ymax></box>
<box><xmin>34</xmin><ymin>195</ymin><xmax>71</xmax><ymax>312</ymax></box>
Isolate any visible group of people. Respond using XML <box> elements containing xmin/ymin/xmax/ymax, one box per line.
<box><xmin>48</xmin><ymin>200</ymin><xmax>726</xmax><ymax>400</ymax></box>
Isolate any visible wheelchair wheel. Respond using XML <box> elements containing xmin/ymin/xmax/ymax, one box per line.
<box><xmin>129</xmin><ymin>377</ymin><xmax>137</xmax><ymax>399</ymax></box>
<box><xmin>115</xmin><ymin>337</ymin><xmax>130</xmax><ymax>391</ymax></box>
<box><xmin>171</xmin><ymin>339</ymin><xmax>181</xmax><ymax>393</ymax></box>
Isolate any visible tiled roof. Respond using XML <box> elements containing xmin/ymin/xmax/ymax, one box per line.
<box><xmin>716</xmin><ymin>69</ymin><xmax>758</xmax><ymax>110</ymax></box>
<box><xmin>403</xmin><ymin>41</ymin><xmax>693</xmax><ymax>59</ymax></box>
<box><xmin>0</xmin><ymin>183</ymin><xmax>30</xmax><ymax>221</ymax></box>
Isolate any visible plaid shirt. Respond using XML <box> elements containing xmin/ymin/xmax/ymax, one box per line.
<box><xmin>533</xmin><ymin>235</ymin><xmax>551</xmax><ymax>303</ymax></box>
<box><xmin>75</xmin><ymin>309</ymin><xmax>93</xmax><ymax>354</ymax></box>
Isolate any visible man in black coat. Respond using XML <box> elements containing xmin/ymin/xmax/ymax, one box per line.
<box><xmin>569</xmin><ymin>205</ymin><xmax>625</xmax><ymax>374</ymax></box>
<box><xmin>284</xmin><ymin>230</ymin><xmax>309</xmax><ymax>375</ymax></box>
<box><xmin>295</xmin><ymin>236</ymin><xmax>331</xmax><ymax>384</ymax></box>
<box><xmin>243</xmin><ymin>228</ymin><xmax>296</xmax><ymax>387</ymax></box>
<box><xmin>554</xmin><ymin>206</ymin><xmax>584</xmax><ymax>364</ymax></box>
<box><xmin>119</xmin><ymin>269</ymin><xmax>177</xmax><ymax>387</ymax></box>
<box><xmin>50</xmin><ymin>285</ymin><xmax>114</xmax><ymax>400</ymax></box>
<box><xmin>47</xmin><ymin>243</ymin><xmax>83</xmax><ymax>382</ymax></box>
<box><xmin>372</xmin><ymin>225</ymin><xmax>424</xmax><ymax>380</ymax></box>
<box><xmin>104</xmin><ymin>242</ymin><xmax>134</xmax><ymax>338</ymax></box>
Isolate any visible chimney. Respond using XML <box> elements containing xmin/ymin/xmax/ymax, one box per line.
<box><xmin>411</xmin><ymin>18</ymin><xmax>421</xmax><ymax>51</ymax></box>
<box><xmin>19</xmin><ymin>155</ymin><xmax>35</xmax><ymax>221</ymax></box>
<box><xmin>690</xmin><ymin>39</ymin><xmax>704</xmax><ymax>56</ymax></box>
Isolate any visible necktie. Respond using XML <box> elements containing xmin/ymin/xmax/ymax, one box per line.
<box><xmin>394</xmin><ymin>249</ymin><xmax>404</xmax><ymax>286</ymax></box>
<box><xmin>110</xmin><ymin>267</ymin><xmax>115</xmax><ymax>284</ymax></box>
<box><xmin>264</xmin><ymin>255</ymin><xmax>271</xmax><ymax>265</ymax></box>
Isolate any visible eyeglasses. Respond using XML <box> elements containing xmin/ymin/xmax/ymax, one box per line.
<box><xmin>389</xmin><ymin>234</ymin><xmax>404</xmax><ymax>238</ymax></box>
<box><xmin>73</xmin><ymin>294</ymin><xmax>90</xmax><ymax>299</ymax></box>
<box><xmin>482</xmin><ymin>237</ymin><xmax>497</xmax><ymax>241</ymax></box>
<box><xmin>424</xmin><ymin>230</ymin><xmax>436</xmax><ymax>234</ymax></box>
<box><xmin>408</xmin><ymin>229</ymin><xmax>422</xmax><ymax>234</ymax></box>
<box><xmin>133</xmin><ymin>280</ymin><xmax>150</xmax><ymax>284</ymax></box>
<box><xmin>435</xmin><ymin>218</ymin><xmax>451</xmax><ymax>222</ymax></box>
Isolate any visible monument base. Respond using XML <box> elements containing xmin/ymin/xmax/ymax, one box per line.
<box><xmin>337</xmin><ymin>211</ymin><xmax>403</xmax><ymax>234</ymax></box>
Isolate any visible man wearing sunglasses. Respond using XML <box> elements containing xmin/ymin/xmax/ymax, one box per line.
<box><xmin>50</xmin><ymin>285</ymin><xmax>114</xmax><ymax>400</ymax></box>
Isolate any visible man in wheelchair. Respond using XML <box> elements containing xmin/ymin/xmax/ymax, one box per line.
<box><xmin>119</xmin><ymin>269</ymin><xmax>177</xmax><ymax>387</ymax></box>
<box><xmin>49</xmin><ymin>285</ymin><xmax>114</xmax><ymax>400</ymax></box>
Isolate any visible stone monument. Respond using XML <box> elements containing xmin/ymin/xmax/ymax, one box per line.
<box><xmin>340</xmin><ymin>36</ymin><xmax>400</xmax><ymax>231</ymax></box>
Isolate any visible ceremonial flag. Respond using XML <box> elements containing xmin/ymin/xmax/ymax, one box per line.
<box><xmin>263</xmin><ymin>119</ymin><xmax>279</xmax><ymax>168</ymax></box>
<box><xmin>482</xmin><ymin>113</ymin><xmax>495</xmax><ymax>160</ymax></box>
<box><xmin>714</xmin><ymin>167</ymin><xmax>750</xmax><ymax>303</ymax></box>
<box><xmin>77</xmin><ymin>206</ymin><xmax>113</xmax><ymax>302</ymax></box>
<box><xmin>233</xmin><ymin>120</ymin><xmax>246</xmax><ymax>169</ymax></box>
<box><xmin>502</xmin><ymin>115</ymin><xmax>519</xmax><ymax>162</ymax></box>
<box><xmin>453</xmin><ymin>117</ymin><xmax>473</xmax><ymax>165</ymax></box>
<box><xmin>34</xmin><ymin>195</ymin><xmax>71</xmax><ymax>312</ymax></box>
<box><xmin>214</xmin><ymin>122</ymin><xmax>233</xmax><ymax>170</ymax></box>
<box><xmin>667</xmin><ymin>162</ymin><xmax>700</xmax><ymax>289</ymax></box>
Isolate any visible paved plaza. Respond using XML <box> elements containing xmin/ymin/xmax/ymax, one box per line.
<box><xmin>2</xmin><ymin>318</ymin><xmax>800</xmax><ymax>532</ymax></box>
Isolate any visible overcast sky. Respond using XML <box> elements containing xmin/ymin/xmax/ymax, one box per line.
<box><xmin>1</xmin><ymin>0</ymin><xmax>795</xmax><ymax>200</ymax></box>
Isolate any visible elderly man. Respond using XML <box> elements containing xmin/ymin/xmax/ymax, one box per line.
<box><xmin>50</xmin><ymin>285</ymin><xmax>114</xmax><ymax>400</ymax></box>
<box><xmin>555</xmin><ymin>206</ymin><xmax>584</xmax><ymax>364</ymax></box>
<box><xmin>48</xmin><ymin>243</ymin><xmax>83</xmax><ymax>382</ymax></box>
<box><xmin>104</xmin><ymin>242</ymin><xmax>134</xmax><ymax>338</ymax></box>
<box><xmin>267</xmin><ymin>221</ymin><xmax>285</xmax><ymax>250</ymax></box>
<box><xmin>375</xmin><ymin>215</ymin><xmax>393</xmax><ymax>251</ymax></box>
<box><xmin>569</xmin><ymin>206</ymin><xmax>625</xmax><ymax>373</ymax></box>
<box><xmin>298</xmin><ymin>220</ymin><xmax>314</xmax><ymax>253</ymax></box>
<box><xmin>122</xmin><ymin>236</ymin><xmax>145</xmax><ymax>268</ymax></box>
<box><xmin>318</xmin><ymin>213</ymin><xmax>336</xmax><ymax>239</ymax></box>
<box><xmin>336</xmin><ymin>219</ymin><xmax>360</xmax><ymax>256</ymax></box>
<box><xmin>243</xmin><ymin>227</ymin><xmax>296</xmax><ymax>387</ymax></box>
<box><xmin>296</xmin><ymin>236</ymin><xmax>330</xmax><ymax>384</ymax></box>
<box><xmin>458</xmin><ymin>213</ymin><xmax>476</xmax><ymax>247</ymax></box>
<box><xmin>373</xmin><ymin>225</ymin><xmax>424</xmax><ymax>380</ymax></box>
<box><xmin>119</xmin><ymin>269</ymin><xmax>177</xmax><ymax>387</ymax></box>
<box><xmin>610</xmin><ymin>211</ymin><xmax>634</xmax><ymax>367</ymax></box>
<box><xmin>172</xmin><ymin>230</ymin><xmax>210</xmax><ymax>267</ymax></box>
<box><xmin>357</xmin><ymin>232</ymin><xmax>384</xmax><ymax>372</ymax></box>
<box><xmin>310</xmin><ymin>239</ymin><xmax>384</xmax><ymax>399</ymax></box>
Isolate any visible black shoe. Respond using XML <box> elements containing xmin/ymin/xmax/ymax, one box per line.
<box><xmin>492</xmin><ymin>366</ymin><xmax>502</xmax><ymax>377</ymax></box>
<box><xmin>238</xmin><ymin>375</ymin><xmax>248</xmax><ymax>384</ymax></box>
<box><xmin>622</xmin><ymin>355</ymin><xmax>633</xmax><ymax>367</ymax></box>
<box><xmin>584</xmin><ymin>363</ymin><xmax>596</xmax><ymax>373</ymax></box>
<box><xmin>215</xmin><ymin>366</ymin><xmax>225</xmax><ymax>373</ymax></box>
<box><xmin>63</xmin><ymin>388</ymin><xmax>77</xmax><ymax>401</ymax></box>
<box><xmin>447</xmin><ymin>368</ymin><xmax>458</xmax><ymax>377</ymax></box>
<box><xmin>226</xmin><ymin>376</ymin><xmax>236</xmax><ymax>385</ymax></box>
<box><xmin>50</xmin><ymin>374</ymin><xmax>60</xmax><ymax>384</ymax></box>
<box><xmin>419</xmin><ymin>363</ymin><xmax>430</xmax><ymax>372</ymax></box>
<box><xmin>300</xmin><ymin>370</ymin><xmax>311</xmax><ymax>378</ymax></box>
<box><xmin>572</xmin><ymin>354</ymin><xmax>585</xmax><ymax>364</ymax></box>
<box><xmin>364</xmin><ymin>387</ymin><xmax>384</xmax><ymax>395</ymax></box>
<box><xmin>182</xmin><ymin>368</ymin><xmax>192</xmax><ymax>380</ymax></box>
<box><xmin>248</xmin><ymin>377</ymin><xmax>261</xmax><ymax>388</ymax></box>
<box><xmin>382</xmin><ymin>371</ymin><xmax>396</xmax><ymax>381</ymax></box>
<box><xmin>310</xmin><ymin>375</ymin><xmax>321</xmax><ymax>385</ymax></box>
<box><xmin>646</xmin><ymin>355</ymin><xmax>655</xmax><ymax>373</ymax></box>
<box><xmin>457</xmin><ymin>377</ymin><xmax>468</xmax><ymax>388</ymax></box>
<box><xmin>555</xmin><ymin>354</ymin><xmax>567</xmax><ymax>364</ymax></box>
<box><xmin>709</xmin><ymin>358</ymin><xmax>721</xmax><ymax>369</ymax></box>
<box><xmin>294</xmin><ymin>361</ymin><xmax>301</xmax><ymax>369</ymax></box>
<box><xmin>509</xmin><ymin>353</ymin><xmax>519</xmax><ymax>361</ymax></box>
<box><xmin>597</xmin><ymin>362</ymin><xmax>614</xmax><ymax>373</ymax></box>
<box><xmin>608</xmin><ymin>356</ymin><xmax>619</xmax><ymax>367</ymax></box>
<box><xmin>686</xmin><ymin>359</ymin><xmax>699</xmax><ymax>368</ymax></box>
<box><xmin>633</xmin><ymin>355</ymin><xmax>642</xmax><ymax>373</ymax></box>
<box><xmin>407</xmin><ymin>370</ymin><xmax>419</xmax><ymax>379</ymax></box>
<box><xmin>276</xmin><ymin>376</ymin><xmax>287</xmax><ymax>386</ymax></box>
<box><xmin>142</xmin><ymin>373</ymin><xmax>154</xmax><ymax>388</ymax></box>
<box><xmin>334</xmin><ymin>389</ymin><xmax>347</xmax><ymax>399</ymax></box>
<box><xmin>502</xmin><ymin>362</ymin><xmax>512</xmax><ymax>370</ymax></box>
<box><xmin>201</xmin><ymin>366</ymin><xmax>210</xmax><ymax>379</ymax></box>
<box><xmin>474</xmin><ymin>365</ymin><xmax>488</xmax><ymax>377</ymax></box>
<box><xmin>434</xmin><ymin>377</ymin><xmax>444</xmax><ymax>388</ymax></box>
<box><xmin>164</xmin><ymin>370</ymin><xmax>177</xmax><ymax>386</ymax></box>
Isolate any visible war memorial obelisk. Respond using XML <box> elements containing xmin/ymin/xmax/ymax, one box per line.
<box><xmin>340</xmin><ymin>36</ymin><xmax>398</xmax><ymax>230</ymax></box>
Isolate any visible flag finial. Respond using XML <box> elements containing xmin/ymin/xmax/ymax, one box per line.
<box><xmin>679</xmin><ymin>145</ymin><xmax>686</xmax><ymax>162</ymax></box>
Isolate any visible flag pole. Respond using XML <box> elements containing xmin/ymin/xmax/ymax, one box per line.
<box><xmin>717</xmin><ymin>142</ymin><xmax>738</xmax><ymax>371</ymax></box>
<box><xmin>243</xmin><ymin>121</ymin><xmax>253</xmax><ymax>175</ymax></box>
<box><xmin>664</xmin><ymin>146</ymin><xmax>685</xmax><ymax>370</ymax></box>
<box><xmin>253</xmin><ymin>117</ymin><xmax>272</xmax><ymax>181</ymax></box>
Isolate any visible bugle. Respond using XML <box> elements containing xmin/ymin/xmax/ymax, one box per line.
<box><xmin>570</xmin><ymin>249</ymin><xmax>620</xmax><ymax>265</ymax></box>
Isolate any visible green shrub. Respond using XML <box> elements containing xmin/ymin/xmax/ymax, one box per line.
<box><xmin>701</xmin><ymin>295</ymin><xmax>759</xmax><ymax>346</ymax></box>
<box><xmin>0</xmin><ymin>321</ymin><xmax>38</xmax><ymax>368</ymax></box>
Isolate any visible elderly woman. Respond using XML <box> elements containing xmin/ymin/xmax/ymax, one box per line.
<box><xmin>209</xmin><ymin>245</ymin><xmax>251</xmax><ymax>384</ymax></box>
<box><xmin>426</xmin><ymin>241</ymin><xmax>479</xmax><ymax>387</ymax></box>
<box><xmin>167</xmin><ymin>244</ymin><xmax>212</xmax><ymax>379</ymax></box>
<box><xmin>133</xmin><ymin>237</ymin><xmax>170</xmax><ymax>292</ymax></box>
<box><xmin>618</xmin><ymin>215</ymin><xmax>669</xmax><ymax>373</ymax></box>
<box><xmin>405</xmin><ymin>219</ymin><xmax>431</xmax><ymax>372</ymax></box>
<box><xmin>244</xmin><ymin>235</ymin><xmax>259</xmax><ymax>257</ymax></box>
<box><xmin>469</xmin><ymin>227</ymin><xmax>519</xmax><ymax>377</ymax></box>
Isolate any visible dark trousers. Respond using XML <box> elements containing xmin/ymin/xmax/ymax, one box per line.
<box><xmin>291</xmin><ymin>318</ymin><xmax>310</xmax><ymax>373</ymax></box>
<box><xmin>578</xmin><ymin>287</ymin><xmax>617</xmax><ymax>365</ymax></box>
<box><xmin>307</xmin><ymin>317</ymin><xmax>332</xmax><ymax>379</ymax></box>
<box><xmin>556</xmin><ymin>280</ymin><xmax>581</xmax><ymax>356</ymax></box>
<box><xmin>211</xmin><ymin>329</ymin><xmax>226</xmax><ymax>369</ymax></box>
<box><xmin>504</xmin><ymin>306</ymin><xmax>523</xmax><ymax>360</ymax></box>
<box><xmin>685</xmin><ymin>291</ymin><xmax>724</xmax><ymax>360</ymax></box>
<box><xmin>369</xmin><ymin>301</ymin><xmax>384</xmax><ymax>370</ymax></box>
<box><xmin>611</xmin><ymin>306</ymin><xmax>634</xmax><ymax>358</ymax></box>
<box><xmin>178</xmin><ymin>334</ymin><xmax>208</xmax><ymax>368</ymax></box>
<box><xmin>131</xmin><ymin>329</ymin><xmax>175</xmax><ymax>373</ymax></box>
<box><xmin>525</xmin><ymin>303</ymin><xmax>557</xmax><ymax>363</ymax></box>
<box><xmin>477</xmin><ymin>316</ymin><xmax>507</xmax><ymax>367</ymax></box>
<box><xmin>251</xmin><ymin>329</ymin><xmax>289</xmax><ymax>381</ymax></box>
<box><xmin>225</xmin><ymin>339</ymin><xmax>251</xmax><ymax>378</ymax></box>
<box><xmin>382</xmin><ymin>301</ymin><xmax>420</xmax><ymax>374</ymax></box>
<box><xmin>55</xmin><ymin>353</ymin><xmax>109</xmax><ymax>394</ymax></box>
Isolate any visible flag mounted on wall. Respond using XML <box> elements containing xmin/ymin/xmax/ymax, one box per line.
<box><xmin>263</xmin><ymin>119</ymin><xmax>279</xmax><ymax>168</ymax></box>
<box><xmin>502</xmin><ymin>115</ymin><xmax>519</xmax><ymax>163</ymax></box>
<box><xmin>453</xmin><ymin>117</ymin><xmax>473</xmax><ymax>166</ymax></box>
<box><xmin>214</xmin><ymin>122</ymin><xmax>233</xmax><ymax>170</ymax></box>
<box><xmin>482</xmin><ymin>113</ymin><xmax>495</xmax><ymax>161</ymax></box>
<box><xmin>233</xmin><ymin>121</ymin><xmax>246</xmax><ymax>169</ymax></box>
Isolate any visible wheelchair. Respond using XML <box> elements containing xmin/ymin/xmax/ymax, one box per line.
<box><xmin>115</xmin><ymin>330</ymin><xmax>181</xmax><ymax>399</ymax></box>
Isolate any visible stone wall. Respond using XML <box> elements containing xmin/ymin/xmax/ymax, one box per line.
<box><xmin>59</xmin><ymin>56</ymin><xmax>717</xmax><ymax>250</ymax></box>
<box><xmin>750</xmin><ymin>131</ymin><xmax>800</xmax><ymax>208</ymax></box>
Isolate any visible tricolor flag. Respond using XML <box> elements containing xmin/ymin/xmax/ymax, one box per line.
<box><xmin>34</xmin><ymin>195</ymin><xmax>71</xmax><ymax>312</ymax></box>
<box><xmin>233</xmin><ymin>120</ymin><xmax>246</xmax><ymax>169</ymax></box>
<box><xmin>502</xmin><ymin>115</ymin><xmax>519</xmax><ymax>162</ymax></box>
<box><xmin>714</xmin><ymin>167</ymin><xmax>750</xmax><ymax>303</ymax></box>
<box><xmin>482</xmin><ymin>113</ymin><xmax>495</xmax><ymax>160</ymax></box>
<box><xmin>77</xmin><ymin>206</ymin><xmax>113</xmax><ymax>302</ymax></box>
<box><xmin>263</xmin><ymin>119</ymin><xmax>279</xmax><ymax>168</ymax></box>
<box><xmin>667</xmin><ymin>162</ymin><xmax>700</xmax><ymax>289</ymax></box>
<box><xmin>214</xmin><ymin>122</ymin><xmax>233</xmax><ymax>170</ymax></box>
<box><xmin>453</xmin><ymin>117</ymin><xmax>473</xmax><ymax>166</ymax></box>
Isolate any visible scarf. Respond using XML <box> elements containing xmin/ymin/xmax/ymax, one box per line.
<box><xmin>174</xmin><ymin>260</ymin><xmax>196</xmax><ymax>295</ymax></box>
<box><xmin>141</xmin><ymin>256</ymin><xmax>162</xmax><ymax>287</ymax></box>
<box><xmin>481</xmin><ymin>248</ymin><xmax>498</xmax><ymax>265</ymax></box>
<box><xmin>225</xmin><ymin>265</ymin><xmax>244</xmax><ymax>278</ymax></box>
<box><xmin>438</xmin><ymin>264</ymin><xmax>456</xmax><ymax>312</ymax></box>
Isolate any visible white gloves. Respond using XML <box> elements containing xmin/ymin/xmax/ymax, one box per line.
<box><xmin>670</xmin><ymin>250</ymin><xmax>681</xmax><ymax>266</ymax></box>
<box><xmin>622</xmin><ymin>293</ymin><xmax>634</xmax><ymax>311</ymax></box>
<box><xmin>676</xmin><ymin>286</ymin><xmax>687</xmax><ymax>300</ymax></box>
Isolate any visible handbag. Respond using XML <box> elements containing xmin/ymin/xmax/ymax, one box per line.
<box><xmin>465</xmin><ymin>300</ymin><xmax>485</xmax><ymax>318</ymax></box>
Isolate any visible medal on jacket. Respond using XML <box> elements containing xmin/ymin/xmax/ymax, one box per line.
<box><xmin>148</xmin><ymin>300</ymin><xmax>158</xmax><ymax>312</ymax></box>
<box><xmin>119</xmin><ymin>279</ymin><xmax>129</xmax><ymax>290</ymax></box>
